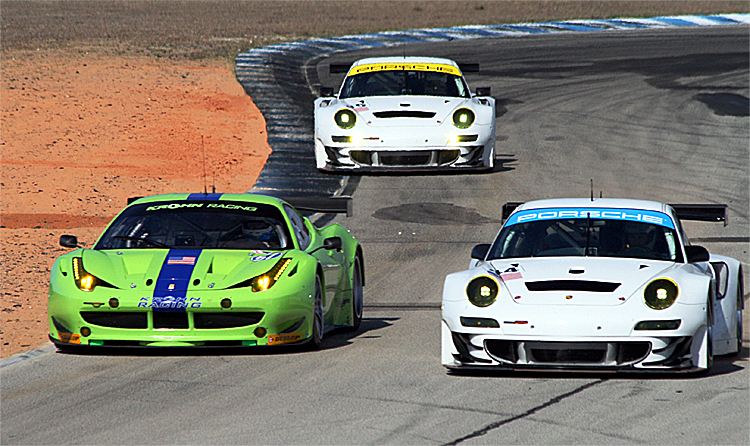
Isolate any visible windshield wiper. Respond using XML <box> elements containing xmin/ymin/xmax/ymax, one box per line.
<box><xmin>113</xmin><ymin>235</ymin><xmax>173</xmax><ymax>249</ymax></box>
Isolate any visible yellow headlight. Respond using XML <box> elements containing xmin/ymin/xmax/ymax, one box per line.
<box><xmin>452</xmin><ymin>108</ymin><xmax>475</xmax><ymax>129</ymax></box>
<box><xmin>72</xmin><ymin>257</ymin><xmax>98</xmax><ymax>292</ymax></box>
<box><xmin>644</xmin><ymin>278</ymin><xmax>679</xmax><ymax>310</ymax></box>
<box><xmin>466</xmin><ymin>276</ymin><xmax>499</xmax><ymax>307</ymax></box>
<box><xmin>251</xmin><ymin>258</ymin><xmax>291</xmax><ymax>292</ymax></box>
<box><xmin>334</xmin><ymin>109</ymin><xmax>357</xmax><ymax>129</ymax></box>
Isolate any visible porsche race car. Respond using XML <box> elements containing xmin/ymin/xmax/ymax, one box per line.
<box><xmin>442</xmin><ymin>198</ymin><xmax>744</xmax><ymax>373</ymax></box>
<box><xmin>49</xmin><ymin>193</ymin><xmax>364</xmax><ymax>350</ymax></box>
<box><xmin>314</xmin><ymin>56</ymin><xmax>496</xmax><ymax>172</ymax></box>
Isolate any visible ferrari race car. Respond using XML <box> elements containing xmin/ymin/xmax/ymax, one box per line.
<box><xmin>314</xmin><ymin>56</ymin><xmax>496</xmax><ymax>172</ymax></box>
<box><xmin>49</xmin><ymin>193</ymin><xmax>364</xmax><ymax>350</ymax></box>
<box><xmin>442</xmin><ymin>198</ymin><xmax>744</xmax><ymax>373</ymax></box>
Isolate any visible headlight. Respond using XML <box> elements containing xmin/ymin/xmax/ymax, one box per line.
<box><xmin>251</xmin><ymin>258</ymin><xmax>292</xmax><ymax>292</ymax></box>
<box><xmin>466</xmin><ymin>276</ymin><xmax>499</xmax><ymax>307</ymax></box>
<box><xmin>334</xmin><ymin>109</ymin><xmax>356</xmax><ymax>129</ymax></box>
<box><xmin>644</xmin><ymin>278</ymin><xmax>679</xmax><ymax>310</ymax></box>
<box><xmin>72</xmin><ymin>257</ymin><xmax>99</xmax><ymax>292</ymax></box>
<box><xmin>452</xmin><ymin>108</ymin><xmax>475</xmax><ymax>129</ymax></box>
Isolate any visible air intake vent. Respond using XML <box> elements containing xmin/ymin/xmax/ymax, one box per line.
<box><xmin>525</xmin><ymin>280</ymin><xmax>621</xmax><ymax>292</ymax></box>
<box><xmin>373</xmin><ymin>111</ymin><xmax>436</xmax><ymax>118</ymax></box>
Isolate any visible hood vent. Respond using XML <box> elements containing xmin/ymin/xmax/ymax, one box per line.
<box><xmin>525</xmin><ymin>280</ymin><xmax>621</xmax><ymax>292</ymax></box>
<box><xmin>373</xmin><ymin>111</ymin><xmax>436</xmax><ymax>118</ymax></box>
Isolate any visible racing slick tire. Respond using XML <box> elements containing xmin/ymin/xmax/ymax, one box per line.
<box><xmin>346</xmin><ymin>255</ymin><xmax>364</xmax><ymax>331</ymax></box>
<box><xmin>307</xmin><ymin>275</ymin><xmax>324</xmax><ymax>350</ymax></box>
<box><xmin>733</xmin><ymin>269</ymin><xmax>744</xmax><ymax>356</ymax></box>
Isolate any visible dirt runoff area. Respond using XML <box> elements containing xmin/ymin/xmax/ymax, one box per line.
<box><xmin>2</xmin><ymin>1</ymin><xmax>748</xmax><ymax>358</ymax></box>
<box><xmin>1</xmin><ymin>52</ymin><xmax>271</xmax><ymax>357</ymax></box>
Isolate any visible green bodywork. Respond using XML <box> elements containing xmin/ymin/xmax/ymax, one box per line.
<box><xmin>48</xmin><ymin>193</ymin><xmax>363</xmax><ymax>348</ymax></box>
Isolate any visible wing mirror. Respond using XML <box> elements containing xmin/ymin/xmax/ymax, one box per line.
<box><xmin>686</xmin><ymin>245</ymin><xmax>710</xmax><ymax>263</ymax></box>
<box><xmin>320</xmin><ymin>86</ymin><xmax>334</xmax><ymax>97</ymax></box>
<box><xmin>310</xmin><ymin>237</ymin><xmax>342</xmax><ymax>254</ymax></box>
<box><xmin>60</xmin><ymin>234</ymin><xmax>80</xmax><ymax>248</ymax></box>
<box><xmin>475</xmin><ymin>87</ymin><xmax>491</xmax><ymax>97</ymax></box>
<box><xmin>471</xmin><ymin>244</ymin><xmax>491</xmax><ymax>260</ymax></box>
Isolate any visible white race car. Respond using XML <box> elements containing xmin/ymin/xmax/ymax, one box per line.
<box><xmin>314</xmin><ymin>56</ymin><xmax>495</xmax><ymax>172</ymax></box>
<box><xmin>442</xmin><ymin>198</ymin><xmax>744</xmax><ymax>373</ymax></box>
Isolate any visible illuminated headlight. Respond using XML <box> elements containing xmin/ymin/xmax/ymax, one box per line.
<box><xmin>452</xmin><ymin>108</ymin><xmax>475</xmax><ymax>129</ymax></box>
<box><xmin>251</xmin><ymin>258</ymin><xmax>292</xmax><ymax>292</ymax></box>
<box><xmin>644</xmin><ymin>278</ymin><xmax>679</xmax><ymax>309</ymax></box>
<box><xmin>334</xmin><ymin>109</ymin><xmax>356</xmax><ymax>129</ymax></box>
<box><xmin>72</xmin><ymin>257</ymin><xmax>100</xmax><ymax>292</ymax></box>
<box><xmin>466</xmin><ymin>276</ymin><xmax>499</xmax><ymax>307</ymax></box>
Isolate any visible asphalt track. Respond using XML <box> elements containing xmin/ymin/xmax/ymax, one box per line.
<box><xmin>2</xmin><ymin>25</ymin><xmax>749</xmax><ymax>445</ymax></box>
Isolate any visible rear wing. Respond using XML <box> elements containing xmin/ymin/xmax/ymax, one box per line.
<box><xmin>502</xmin><ymin>202</ymin><xmax>524</xmax><ymax>220</ymax></box>
<box><xmin>670</xmin><ymin>204</ymin><xmax>727</xmax><ymax>225</ymax></box>
<box><xmin>501</xmin><ymin>201</ymin><xmax>728</xmax><ymax>226</ymax></box>
<box><xmin>281</xmin><ymin>196</ymin><xmax>353</xmax><ymax>218</ymax></box>
<box><xmin>329</xmin><ymin>64</ymin><xmax>351</xmax><ymax>74</ymax></box>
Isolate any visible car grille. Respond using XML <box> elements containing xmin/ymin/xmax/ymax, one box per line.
<box><xmin>80</xmin><ymin>312</ymin><xmax>148</xmax><ymax>329</ymax></box>
<box><xmin>485</xmin><ymin>340</ymin><xmax>651</xmax><ymax>366</ymax></box>
<box><xmin>193</xmin><ymin>312</ymin><xmax>264</xmax><ymax>329</ymax></box>
<box><xmin>372</xmin><ymin>111</ymin><xmax>436</xmax><ymax>118</ymax></box>
<box><xmin>525</xmin><ymin>280</ymin><xmax>621</xmax><ymax>292</ymax></box>
<box><xmin>79</xmin><ymin>311</ymin><xmax>264</xmax><ymax>330</ymax></box>
<box><xmin>349</xmin><ymin>149</ymin><xmax>460</xmax><ymax>167</ymax></box>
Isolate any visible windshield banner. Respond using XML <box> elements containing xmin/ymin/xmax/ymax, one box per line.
<box><xmin>505</xmin><ymin>208</ymin><xmax>675</xmax><ymax>229</ymax></box>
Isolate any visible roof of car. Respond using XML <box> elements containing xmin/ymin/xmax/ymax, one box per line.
<box><xmin>350</xmin><ymin>56</ymin><xmax>459</xmax><ymax>67</ymax></box>
<box><xmin>516</xmin><ymin>198</ymin><xmax>669</xmax><ymax>213</ymax></box>
<box><xmin>128</xmin><ymin>193</ymin><xmax>283</xmax><ymax>206</ymax></box>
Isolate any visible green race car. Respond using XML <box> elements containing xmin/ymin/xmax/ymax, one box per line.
<box><xmin>48</xmin><ymin>193</ymin><xmax>364</xmax><ymax>350</ymax></box>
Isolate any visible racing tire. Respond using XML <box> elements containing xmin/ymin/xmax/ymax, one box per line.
<box><xmin>346</xmin><ymin>255</ymin><xmax>364</xmax><ymax>331</ymax></box>
<box><xmin>704</xmin><ymin>298</ymin><xmax>715</xmax><ymax>372</ymax></box>
<box><xmin>306</xmin><ymin>275</ymin><xmax>324</xmax><ymax>350</ymax></box>
<box><xmin>733</xmin><ymin>270</ymin><xmax>744</xmax><ymax>356</ymax></box>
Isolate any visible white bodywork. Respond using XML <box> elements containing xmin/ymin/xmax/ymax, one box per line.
<box><xmin>314</xmin><ymin>56</ymin><xmax>495</xmax><ymax>171</ymax></box>
<box><xmin>442</xmin><ymin>198</ymin><xmax>743</xmax><ymax>373</ymax></box>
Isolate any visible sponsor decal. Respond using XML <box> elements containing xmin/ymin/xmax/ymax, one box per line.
<box><xmin>267</xmin><ymin>333</ymin><xmax>303</xmax><ymax>345</ymax></box>
<box><xmin>501</xmin><ymin>271</ymin><xmax>523</xmax><ymax>281</ymax></box>
<box><xmin>353</xmin><ymin>100</ymin><xmax>369</xmax><ymax>112</ymax></box>
<box><xmin>139</xmin><ymin>296</ymin><xmax>202</xmax><ymax>309</ymax></box>
<box><xmin>505</xmin><ymin>208</ymin><xmax>675</xmax><ymax>229</ymax></box>
<box><xmin>167</xmin><ymin>256</ymin><xmax>196</xmax><ymax>265</ymax></box>
<box><xmin>59</xmin><ymin>332</ymin><xmax>81</xmax><ymax>344</ymax></box>
<box><xmin>206</xmin><ymin>203</ymin><xmax>257</xmax><ymax>212</ymax></box>
<box><xmin>348</xmin><ymin>62</ymin><xmax>461</xmax><ymax>76</ymax></box>
<box><xmin>146</xmin><ymin>203</ymin><xmax>204</xmax><ymax>211</ymax></box>
<box><xmin>249</xmin><ymin>251</ymin><xmax>282</xmax><ymax>262</ymax></box>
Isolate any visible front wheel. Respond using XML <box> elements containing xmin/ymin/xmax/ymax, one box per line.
<box><xmin>306</xmin><ymin>275</ymin><xmax>324</xmax><ymax>350</ymax></box>
<box><xmin>346</xmin><ymin>256</ymin><xmax>363</xmax><ymax>331</ymax></box>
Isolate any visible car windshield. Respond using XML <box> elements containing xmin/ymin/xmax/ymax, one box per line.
<box><xmin>339</xmin><ymin>70</ymin><xmax>470</xmax><ymax>99</ymax></box>
<box><xmin>488</xmin><ymin>218</ymin><xmax>683</xmax><ymax>262</ymax></box>
<box><xmin>94</xmin><ymin>201</ymin><xmax>292</xmax><ymax>250</ymax></box>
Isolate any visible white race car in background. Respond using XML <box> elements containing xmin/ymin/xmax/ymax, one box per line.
<box><xmin>314</xmin><ymin>56</ymin><xmax>495</xmax><ymax>172</ymax></box>
<box><xmin>442</xmin><ymin>198</ymin><xmax>744</xmax><ymax>374</ymax></box>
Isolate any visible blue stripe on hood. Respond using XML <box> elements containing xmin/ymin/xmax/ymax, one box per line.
<box><xmin>188</xmin><ymin>193</ymin><xmax>223</xmax><ymax>200</ymax></box>
<box><xmin>151</xmin><ymin>249</ymin><xmax>202</xmax><ymax>312</ymax></box>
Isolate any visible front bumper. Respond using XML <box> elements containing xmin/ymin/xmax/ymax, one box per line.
<box><xmin>48</xmin><ymin>285</ymin><xmax>313</xmax><ymax>348</ymax></box>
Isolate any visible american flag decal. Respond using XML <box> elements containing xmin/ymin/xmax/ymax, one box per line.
<box><xmin>167</xmin><ymin>256</ymin><xmax>196</xmax><ymax>265</ymax></box>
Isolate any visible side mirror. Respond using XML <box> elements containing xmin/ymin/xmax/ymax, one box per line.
<box><xmin>475</xmin><ymin>87</ymin><xmax>491</xmax><ymax>97</ymax></box>
<box><xmin>60</xmin><ymin>235</ymin><xmax>79</xmax><ymax>248</ymax></box>
<box><xmin>323</xmin><ymin>237</ymin><xmax>342</xmax><ymax>251</ymax></box>
<box><xmin>320</xmin><ymin>86</ymin><xmax>334</xmax><ymax>97</ymax></box>
<box><xmin>471</xmin><ymin>244</ymin><xmax>491</xmax><ymax>260</ymax></box>
<box><xmin>686</xmin><ymin>245</ymin><xmax>710</xmax><ymax>263</ymax></box>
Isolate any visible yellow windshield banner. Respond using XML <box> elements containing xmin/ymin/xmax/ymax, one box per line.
<box><xmin>348</xmin><ymin>63</ymin><xmax>461</xmax><ymax>76</ymax></box>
